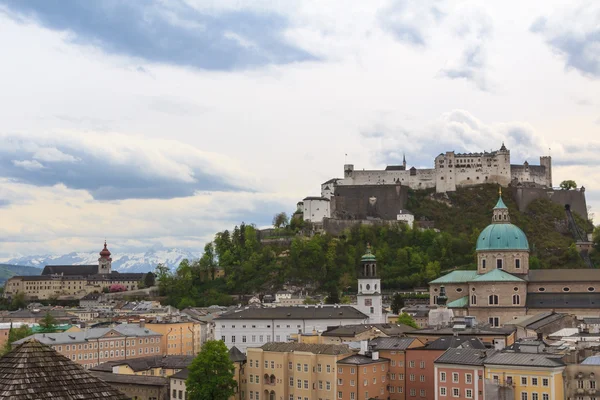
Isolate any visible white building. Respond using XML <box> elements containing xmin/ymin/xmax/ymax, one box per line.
<box><xmin>274</xmin><ymin>291</ymin><xmax>292</xmax><ymax>303</ymax></box>
<box><xmin>397</xmin><ymin>209</ymin><xmax>414</xmax><ymax>228</ymax></box>
<box><xmin>355</xmin><ymin>245</ymin><xmax>385</xmax><ymax>324</ymax></box>
<box><xmin>215</xmin><ymin>305</ymin><xmax>368</xmax><ymax>352</ymax></box>
<box><xmin>302</xmin><ymin>196</ymin><xmax>330</xmax><ymax>222</ymax></box>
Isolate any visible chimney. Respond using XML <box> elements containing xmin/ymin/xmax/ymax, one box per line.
<box><xmin>140</xmin><ymin>319</ymin><xmax>146</xmax><ymax>328</ymax></box>
<box><xmin>371</xmin><ymin>351</ymin><xmax>379</xmax><ymax>361</ymax></box>
<box><xmin>359</xmin><ymin>340</ymin><xmax>368</xmax><ymax>355</ymax></box>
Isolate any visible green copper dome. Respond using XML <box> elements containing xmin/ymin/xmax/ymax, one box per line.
<box><xmin>476</xmin><ymin>223</ymin><xmax>529</xmax><ymax>251</ymax></box>
<box><xmin>361</xmin><ymin>244</ymin><xmax>377</xmax><ymax>262</ymax></box>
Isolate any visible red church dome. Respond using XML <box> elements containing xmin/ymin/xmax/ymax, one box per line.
<box><xmin>100</xmin><ymin>241</ymin><xmax>111</xmax><ymax>258</ymax></box>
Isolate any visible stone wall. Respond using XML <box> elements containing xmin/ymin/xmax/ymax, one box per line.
<box><xmin>477</xmin><ymin>251</ymin><xmax>529</xmax><ymax>275</ymax></box>
<box><xmin>331</xmin><ymin>184</ymin><xmax>409</xmax><ymax>220</ymax></box>
<box><xmin>513</xmin><ymin>187</ymin><xmax>588</xmax><ymax>219</ymax></box>
<box><xmin>322</xmin><ymin>218</ymin><xmax>405</xmax><ymax>236</ymax></box>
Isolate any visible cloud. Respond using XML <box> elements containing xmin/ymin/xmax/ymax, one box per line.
<box><xmin>531</xmin><ymin>3</ymin><xmax>600</xmax><ymax>78</ymax></box>
<box><xmin>0</xmin><ymin>132</ymin><xmax>259</xmax><ymax>201</ymax></box>
<box><xmin>0</xmin><ymin>0</ymin><xmax>316</xmax><ymax>71</ymax></box>
<box><xmin>439</xmin><ymin>6</ymin><xmax>493</xmax><ymax>90</ymax></box>
<box><xmin>379</xmin><ymin>0</ymin><xmax>444</xmax><ymax>46</ymax></box>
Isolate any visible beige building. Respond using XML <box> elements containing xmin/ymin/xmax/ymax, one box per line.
<box><xmin>565</xmin><ymin>359</ymin><xmax>600</xmax><ymax>400</ymax></box>
<box><xmin>145</xmin><ymin>319</ymin><xmax>202</xmax><ymax>356</ymax></box>
<box><xmin>4</xmin><ymin>242</ymin><xmax>144</xmax><ymax>300</ymax></box>
<box><xmin>246</xmin><ymin>342</ymin><xmax>355</xmax><ymax>400</ymax></box>
<box><xmin>13</xmin><ymin>323</ymin><xmax>163</xmax><ymax>369</ymax></box>
<box><xmin>429</xmin><ymin>194</ymin><xmax>600</xmax><ymax>326</ymax></box>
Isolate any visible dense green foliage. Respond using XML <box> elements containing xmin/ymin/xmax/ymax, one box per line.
<box><xmin>186</xmin><ymin>340</ymin><xmax>237</xmax><ymax>400</ymax></box>
<box><xmin>1</xmin><ymin>325</ymin><xmax>33</xmax><ymax>355</ymax></box>
<box><xmin>38</xmin><ymin>312</ymin><xmax>58</xmax><ymax>333</ymax></box>
<box><xmin>560</xmin><ymin>180</ymin><xmax>577</xmax><ymax>190</ymax></box>
<box><xmin>397</xmin><ymin>312</ymin><xmax>419</xmax><ymax>329</ymax></box>
<box><xmin>157</xmin><ymin>184</ymin><xmax>595</xmax><ymax>307</ymax></box>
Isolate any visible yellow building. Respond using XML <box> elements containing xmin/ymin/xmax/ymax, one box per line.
<box><xmin>146</xmin><ymin>320</ymin><xmax>202</xmax><ymax>356</ymax></box>
<box><xmin>245</xmin><ymin>342</ymin><xmax>354</xmax><ymax>400</ymax></box>
<box><xmin>484</xmin><ymin>352</ymin><xmax>565</xmax><ymax>400</ymax></box>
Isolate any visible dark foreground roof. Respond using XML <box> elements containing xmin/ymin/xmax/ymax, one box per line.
<box><xmin>217</xmin><ymin>306</ymin><xmax>368</xmax><ymax>320</ymax></box>
<box><xmin>0</xmin><ymin>340</ymin><xmax>128</xmax><ymax>399</ymax></box>
<box><xmin>369</xmin><ymin>337</ymin><xmax>418</xmax><ymax>351</ymax></box>
<box><xmin>338</xmin><ymin>354</ymin><xmax>390</xmax><ymax>365</ymax></box>
<box><xmin>526</xmin><ymin>293</ymin><xmax>600</xmax><ymax>309</ymax></box>
<box><xmin>171</xmin><ymin>368</ymin><xmax>189</xmax><ymax>380</ymax></box>
<box><xmin>229</xmin><ymin>346</ymin><xmax>247</xmax><ymax>363</ymax></box>
<box><xmin>90</xmin><ymin>371</ymin><xmax>167</xmax><ymax>387</ymax></box>
<box><xmin>91</xmin><ymin>355</ymin><xmax>194</xmax><ymax>373</ymax></box>
<box><xmin>424</xmin><ymin>336</ymin><xmax>486</xmax><ymax>351</ymax></box>
<box><xmin>260</xmin><ymin>342</ymin><xmax>352</xmax><ymax>355</ymax></box>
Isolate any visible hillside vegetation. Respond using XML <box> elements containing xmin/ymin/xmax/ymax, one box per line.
<box><xmin>0</xmin><ymin>264</ymin><xmax>41</xmax><ymax>283</ymax></box>
<box><xmin>157</xmin><ymin>184</ymin><xmax>595</xmax><ymax>308</ymax></box>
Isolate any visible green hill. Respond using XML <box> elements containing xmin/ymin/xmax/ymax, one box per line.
<box><xmin>156</xmin><ymin>184</ymin><xmax>596</xmax><ymax>308</ymax></box>
<box><xmin>0</xmin><ymin>264</ymin><xmax>41</xmax><ymax>283</ymax></box>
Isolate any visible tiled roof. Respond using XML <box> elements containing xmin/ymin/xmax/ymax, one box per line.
<box><xmin>91</xmin><ymin>355</ymin><xmax>194</xmax><ymax>373</ymax></box>
<box><xmin>472</xmin><ymin>269</ymin><xmax>524</xmax><ymax>282</ymax></box>
<box><xmin>90</xmin><ymin>371</ymin><xmax>168</xmax><ymax>387</ymax></box>
<box><xmin>171</xmin><ymin>368</ymin><xmax>189</xmax><ymax>380</ymax></box>
<box><xmin>0</xmin><ymin>340</ymin><xmax>128</xmax><ymax>399</ymax></box>
<box><xmin>216</xmin><ymin>306</ymin><xmax>367</xmax><ymax>320</ymax></box>
<box><xmin>526</xmin><ymin>293</ymin><xmax>600</xmax><ymax>309</ymax></box>
<box><xmin>435</xmin><ymin>348</ymin><xmax>496</xmax><ymax>366</ymax></box>
<box><xmin>14</xmin><ymin>324</ymin><xmax>161</xmax><ymax>346</ymax></box>
<box><xmin>527</xmin><ymin>269</ymin><xmax>600</xmax><ymax>282</ymax></box>
<box><xmin>369</xmin><ymin>337</ymin><xmax>417</xmax><ymax>351</ymax></box>
<box><xmin>429</xmin><ymin>271</ymin><xmax>478</xmax><ymax>284</ymax></box>
<box><xmin>584</xmin><ymin>318</ymin><xmax>600</xmax><ymax>325</ymax></box>
<box><xmin>259</xmin><ymin>342</ymin><xmax>352</xmax><ymax>355</ymax></box>
<box><xmin>410</xmin><ymin>326</ymin><xmax>514</xmax><ymax>336</ymax></box>
<box><xmin>484</xmin><ymin>352</ymin><xmax>565</xmax><ymax>367</ymax></box>
<box><xmin>337</xmin><ymin>354</ymin><xmax>389</xmax><ymax>365</ymax></box>
<box><xmin>447</xmin><ymin>296</ymin><xmax>469</xmax><ymax>308</ymax></box>
<box><xmin>229</xmin><ymin>346</ymin><xmax>247</xmax><ymax>363</ymax></box>
<box><xmin>322</xmin><ymin>323</ymin><xmax>414</xmax><ymax>338</ymax></box>
<box><xmin>424</xmin><ymin>336</ymin><xmax>486</xmax><ymax>350</ymax></box>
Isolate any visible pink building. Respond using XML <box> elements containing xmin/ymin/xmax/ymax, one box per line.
<box><xmin>434</xmin><ymin>348</ymin><xmax>496</xmax><ymax>400</ymax></box>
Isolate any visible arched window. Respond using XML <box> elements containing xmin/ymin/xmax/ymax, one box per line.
<box><xmin>433</xmin><ymin>295</ymin><xmax>438</xmax><ymax>305</ymax></box>
<box><xmin>471</xmin><ymin>295</ymin><xmax>477</xmax><ymax>305</ymax></box>
<box><xmin>264</xmin><ymin>374</ymin><xmax>269</xmax><ymax>384</ymax></box>
<box><xmin>270</xmin><ymin>375</ymin><xmax>276</xmax><ymax>385</ymax></box>
<box><xmin>512</xmin><ymin>294</ymin><xmax>520</xmax><ymax>305</ymax></box>
<box><xmin>515</xmin><ymin>259</ymin><xmax>521</xmax><ymax>269</ymax></box>
<box><xmin>488</xmin><ymin>295</ymin><xmax>499</xmax><ymax>305</ymax></box>
<box><xmin>482</xmin><ymin>259</ymin><xmax>486</xmax><ymax>269</ymax></box>
<box><xmin>270</xmin><ymin>391</ymin><xmax>276</xmax><ymax>400</ymax></box>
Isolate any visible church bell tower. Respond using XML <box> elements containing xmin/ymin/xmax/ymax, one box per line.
<box><xmin>98</xmin><ymin>241</ymin><xmax>112</xmax><ymax>274</ymax></box>
<box><xmin>356</xmin><ymin>245</ymin><xmax>383</xmax><ymax>323</ymax></box>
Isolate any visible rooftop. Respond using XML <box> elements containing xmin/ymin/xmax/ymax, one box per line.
<box><xmin>435</xmin><ymin>348</ymin><xmax>496</xmax><ymax>366</ymax></box>
<box><xmin>582</xmin><ymin>356</ymin><xmax>600</xmax><ymax>365</ymax></box>
<box><xmin>429</xmin><ymin>270</ymin><xmax>478</xmax><ymax>284</ymax></box>
<box><xmin>447</xmin><ymin>296</ymin><xmax>469</xmax><ymax>308</ymax></box>
<box><xmin>259</xmin><ymin>342</ymin><xmax>352</xmax><ymax>355</ymax></box>
<box><xmin>91</xmin><ymin>355</ymin><xmax>194</xmax><ymax>373</ymax></box>
<box><xmin>14</xmin><ymin>324</ymin><xmax>161</xmax><ymax>346</ymax></box>
<box><xmin>216</xmin><ymin>306</ymin><xmax>368</xmax><ymax>320</ymax></box>
<box><xmin>484</xmin><ymin>352</ymin><xmax>565</xmax><ymax>368</ymax></box>
<box><xmin>472</xmin><ymin>269</ymin><xmax>524</xmax><ymax>282</ymax></box>
<box><xmin>526</xmin><ymin>293</ymin><xmax>600</xmax><ymax>309</ymax></box>
<box><xmin>527</xmin><ymin>269</ymin><xmax>600</xmax><ymax>282</ymax></box>
<box><xmin>409</xmin><ymin>326</ymin><xmax>514</xmax><ymax>336</ymax></box>
<box><xmin>338</xmin><ymin>354</ymin><xmax>389</xmax><ymax>365</ymax></box>
<box><xmin>171</xmin><ymin>368</ymin><xmax>189</xmax><ymax>380</ymax></box>
<box><xmin>0</xmin><ymin>340</ymin><xmax>128</xmax><ymax>399</ymax></box>
<box><xmin>369</xmin><ymin>337</ymin><xmax>418</xmax><ymax>351</ymax></box>
<box><xmin>424</xmin><ymin>336</ymin><xmax>486</xmax><ymax>351</ymax></box>
<box><xmin>322</xmin><ymin>323</ymin><xmax>415</xmax><ymax>338</ymax></box>
<box><xmin>90</xmin><ymin>371</ymin><xmax>168</xmax><ymax>387</ymax></box>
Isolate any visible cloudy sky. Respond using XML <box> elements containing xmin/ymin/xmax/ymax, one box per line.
<box><xmin>0</xmin><ymin>0</ymin><xmax>599</xmax><ymax>258</ymax></box>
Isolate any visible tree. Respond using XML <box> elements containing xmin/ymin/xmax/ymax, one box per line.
<box><xmin>186</xmin><ymin>340</ymin><xmax>237</xmax><ymax>400</ymax></box>
<box><xmin>9</xmin><ymin>291</ymin><xmax>26</xmax><ymax>311</ymax></box>
<box><xmin>325</xmin><ymin>287</ymin><xmax>341</xmax><ymax>304</ymax></box>
<box><xmin>391</xmin><ymin>294</ymin><xmax>405</xmax><ymax>314</ymax></box>
<box><xmin>272</xmin><ymin>212</ymin><xmax>289</xmax><ymax>229</ymax></box>
<box><xmin>38</xmin><ymin>312</ymin><xmax>57</xmax><ymax>333</ymax></box>
<box><xmin>560</xmin><ymin>180</ymin><xmax>577</xmax><ymax>190</ymax></box>
<box><xmin>1</xmin><ymin>324</ymin><xmax>33</xmax><ymax>355</ymax></box>
<box><xmin>397</xmin><ymin>312</ymin><xmax>419</xmax><ymax>329</ymax></box>
<box><xmin>144</xmin><ymin>272</ymin><xmax>156</xmax><ymax>287</ymax></box>
<box><xmin>199</xmin><ymin>243</ymin><xmax>218</xmax><ymax>281</ymax></box>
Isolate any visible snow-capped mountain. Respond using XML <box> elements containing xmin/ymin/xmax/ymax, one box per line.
<box><xmin>5</xmin><ymin>248</ymin><xmax>202</xmax><ymax>273</ymax></box>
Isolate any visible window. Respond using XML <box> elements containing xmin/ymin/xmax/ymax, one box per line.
<box><xmin>563</xmin><ymin>287</ymin><xmax>570</xmax><ymax>292</ymax></box>
<box><xmin>521</xmin><ymin>377</ymin><xmax>527</xmax><ymax>385</ymax></box>
<box><xmin>515</xmin><ymin>259</ymin><xmax>521</xmax><ymax>269</ymax></box>
<box><xmin>410</xmin><ymin>374</ymin><xmax>415</xmax><ymax>381</ymax></box>
<box><xmin>350</xmin><ymin>380</ymin><xmax>355</xmax><ymax>386</ymax></box>
<box><xmin>327</xmin><ymin>365</ymin><xmax>331</xmax><ymax>373</ymax></box>
<box><xmin>532</xmin><ymin>377</ymin><xmax>538</xmax><ymax>386</ymax></box>
<box><xmin>288</xmin><ymin>362</ymin><xmax>292</xmax><ymax>370</ymax></box>
<box><xmin>542</xmin><ymin>378</ymin><xmax>549</xmax><ymax>387</ymax></box>
<box><xmin>440</xmin><ymin>387</ymin><xmax>447</xmax><ymax>396</ymax></box>
<box><xmin>466</xmin><ymin>374</ymin><xmax>472</xmax><ymax>384</ymax></box>
<box><xmin>410</xmin><ymin>389</ymin><xmax>416</xmax><ymax>396</ymax></box>
<box><xmin>338</xmin><ymin>378</ymin><xmax>342</xmax><ymax>385</ymax></box>
<box><xmin>482</xmin><ymin>259</ymin><xmax>486</xmax><ymax>269</ymax></box>
<box><xmin>452</xmin><ymin>373</ymin><xmax>459</xmax><ymax>383</ymax></box>
<box><xmin>471</xmin><ymin>294</ymin><xmax>477</xmax><ymax>305</ymax></box>
<box><xmin>297</xmin><ymin>380</ymin><xmax>301</xmax><ymax>389</ymax></box>
<box><xmin>317</xmin><ymin>364</ymin><xmax>322</xmax><ymax>372</ymax></box>
<box><xmin>326</xmin><ymin>381</ymin><xmax>331</xmax><ymax>390</ymax></box>
<box><xmin>242</xmin><ymin>336</ymin><xmax>247</xmax><ymax>343</ymax></box>
<box><xmin>271</xmin><ymin>361</ymin><xmax>275</xmax><ymax>369</ymax></box>
<box><xmin>304</xmin><ymin>364</ymin><xmax>308</xmax><ymax>372</ymax></box>
<box><xmin>542</xmin><ymin>395</ymin><xmax>549</xmax><ymax>400</ymax></box>
<box><xmin>465</xmin><ymin>389</ymin><xmax>472</xmax><ymax>398</ymax></box>
<box><xmin>578</xmin><ymin>380</ymin><xmax>584</xmax><ymax>389</ymax></box>
<box><xmin>489</xmin><ymin>317</ymin><xmax>499</xmax><ymax>327</ymax></box>
<box><xmin>589</xmin><ymin>287</ymin><xmax>596</xmax><ymax>292</ymax></box>
<box><xmin>532</xmin><ymin>394</ymin><xmax>538</xmax><ymax>400</ymax></box>
<box><xmin>231</xmin><ymin>336</ymin><xmax>236</xmax><ymax>343</ymax></box>
<box><xmin>350</xmin><ymin>368</ymin><xmax>355</xmax><ymax>374</ymax></box>
<box><xmin>409</xmin><ymin>361</ymin><xmax>415</xmax><ymax>368</ymax></box>
<box><xmin>440</xmin><ymin>372</ymin><xmax>446</xmax><ymax>382</ymax></box>
<box><xmin>513</xmin><ymin>294</ymin><xmax>520</xmax><ymax>305</ymax></box>
<box><xmin>521</xmin><ymin>393</ymin><xmax>528</xmax><ymax>400</ymax></box>
<box><xmin>304</xmin><ymin>380</ymin><xmax>308</xmax><ymax>389</ymax></box>
<box><xmin>420</xmin><ymin>361</ymin><xmax>425</xmax><ymax>368</ymax></box>
<box><xmin>289</xmin><ymin>377</ymin><xmax>294</xmax><ymax>387</ymax></box>
<box><xmin>453</xmin><ymin>388</ymin><xmax>459</xmax><ymax>397</ymax></box>
<box><xmin>497</xmin><ymin>259</ymin><xmax>503</xmax><ymax>269</ymax></box>
<box><xmin>420</xmin><ymin>375</ymin><xmax>425</xmax><ymax>382</ymax></box>
<box><xmin>420</xmin><ymin>389</ymin><xmax>426</xmax><ymax>397</ymax></box>
<box><xmin>338</xmin><ymin>392</ymin><xmax>342</xmax><ymax>399</ymax></box>
<box><xmin>488</xmin><ymin>295</ymin><xmax>499</xmax><ymax>305</ymax></box>
<box><xmin>538</xmin><ymin>287</ymin><xmax>545</xmax><ymax>292</ymax></box>
<box><xmin>591</xmin><ymin>380</ymin><xmax>597</xmax><ymax>389</ymax></box>
<box><xmin>297</xmin><ymin>363</ymin><xmax>301</xmax><ymax>372</ymax></box>
<box><xmin>399</xmin><ymin>374</ymin><xmax>404</xmax><ymax>380</ymax></box>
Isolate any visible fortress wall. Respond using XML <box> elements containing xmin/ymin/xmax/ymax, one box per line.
<box><xmin>514</xmin><ymin>187</ymin><xmax>588</xmax><ymax>220</ymax></box>
<box><xmin>322</xmin><ymin>218</ymin><xmax>405</xmax><ymax>236</ymax></box>
<box><xmin>331</xmin><ymin>184</ymin><xmax>409</xmax><ymax>220</ymax></box>
<box><xmin>511</xmin><ymin>165</ymin><xmax>548</xmax><ymax>187</ymax></box>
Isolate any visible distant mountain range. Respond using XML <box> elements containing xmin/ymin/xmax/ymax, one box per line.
<box><xmin>0</xmin><ymin>264</ymin><xmax>42</xmax><ymax>283</ymax></box>
<box><xmin>4</xmin><ymin>248</ymin><xmax>202</xmax><ymax>274</ymax></box>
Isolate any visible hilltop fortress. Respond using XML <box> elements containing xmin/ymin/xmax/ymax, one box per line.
<box><xmin>300</xmin><ymin>144</ymin><xmax>587</xmax><ymax>225</ymax></box>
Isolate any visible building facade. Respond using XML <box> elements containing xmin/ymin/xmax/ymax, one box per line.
<box><xmin>146</xmin><ymin>320</ymin><xmax>202</xmax><ymax>356</ymax></box>
<box><xmin>356</xmin><ymin>245</ymin><xmax>384</xmax><ymax>324</ymax></box>
<box><xmin>434</xmin><ymin>348</ymin><xmax>493</xmax><ymax>400</ymax></box>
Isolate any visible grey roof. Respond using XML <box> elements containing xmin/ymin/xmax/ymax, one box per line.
<box><xmin>42</xmin><ymin>265</ymin><xmax>98</xmax><ymax>276</ymax></box>
<box><xmin>90</xmin><ymin>371</ymin><xmax>168</xmax><ymax>387</ymax></box>
<box><xmin>260</xmin><ymin>342</ymin><xmax>352</xmax><ymax>355</ymax></box>
<box><xmin>0</xmin><ymin>340</ymin><xmax>128</xmax><ymax>399</ymax></box>
<box><xmin>582</xmin><ymin>356</ymin><xmax>600</xmax><ymax>365</ymax></box>
<box><xmin>91</xmin><ymin>355</ymin><xmax>194</xmax><ymax>373</ymax></box>
<box><xmin>229</xmin><ymin>346</ymin><xmax>246</xmax><ymax>363</ymax></box>
<box><xmin>217</xmin><ymin>306</ymin><xmax>368</xmax><ymax>320</ymax></box>
<box><xmin>424</xmin><ymin>336</ymin><xmax>486</xmax><ymax>350</ymax></box>
<box><xmin>435</xmin><ymin>348</ymin><xmax>497</xmax><ymax>366</ymax></box>
<box><xmin>5</xmin><ymin>309</ymin><xmax>75</xmax><ymax>320</ymax></box>
<box><xmin>171</xmin><ymin>368</ymin><xmax>189</xmax><ymax>380</ymax></box>
<box><xmin>369</xmin><ymin>337</ymin><xmax>418</xmax><ymax>351</ymax></box>
<box><xmin>584</xmin><ymin>318</ymin><xmax>600</xmax><ymax>325</ymax></box>
<box><xmin>527</xmin><ymin>269</ymin><xmax>600</xmax><ymax>282</ymax></box>
<box><xmin>526</xmin><ymin>293</ymin><xmax>600</xmax><ymax>309</ymax></box>
<box><xmin>80</xmin><ymin>292</ymin><xmax>102</xmax><ymax>301</ymax></box>
<box><xmin>338</xmin><ymin>354</ymin><xmax>390</xmax><ymax>365</ymax></box>
<box><xmin>506</xmin><ymin>312</ymin><xmax>569</xmax><ymax>330</ymax></box>
<box><xmin>322</xmin><ymin>323</ymin><xmax>414</xmax><ymax>338</ymax></box>
<box><xmin>484</xmin><ymin>352</ymin><xmax>565</xmax><ymax>367</ymax></box>
<box><xmin>410</xmin><ymin>326</ymin><xmax>514</xmax><ymax>336</ymax></box>
<box><xmin>303</xmin><ymin>196</ymin><xmax>330</xmax><ymax>201</ymax></box>
<box><xmin>14</xmin><ymin>324</ymin><xmax>161</xmax><ymax>346</ymax></box>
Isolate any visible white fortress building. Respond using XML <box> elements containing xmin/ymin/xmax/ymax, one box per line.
<box><xmin>321</xmin><ymin>144</ymin><xmax>551</xmax><ymax>197</ymax></box>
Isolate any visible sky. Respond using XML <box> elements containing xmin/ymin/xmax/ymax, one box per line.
<box><xmin>0</xmin><ymin>0</ymin><xmax>599</xmax><ymax>258</ymax></box>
